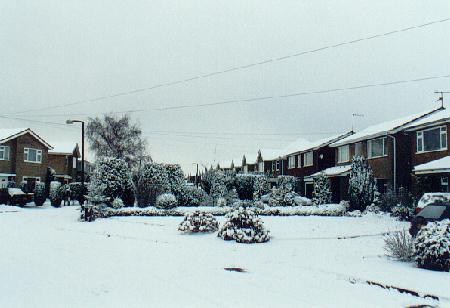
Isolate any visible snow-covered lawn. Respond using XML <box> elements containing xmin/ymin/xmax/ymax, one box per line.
<box><xmin>0</xmin><ymin>205</ymin><xmax>448</xmax><ymax>308</ymax></box>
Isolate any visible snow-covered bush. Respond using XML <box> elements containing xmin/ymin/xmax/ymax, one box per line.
<box><xmin>312</xmin><ymin>173</ymin><xmax>332</xmax><ymax>205</ymax></box>
<box><xmin>177</xmin><ymin>185</ymin><xmax>207</xmax><ymax>206</ymax></box>
<box><xmin>414</xmin><ymin>220</ymin><xmax>450</xmax><ymax>272</ymax></box>
<box><xmin>364</xmin><ymin>204</ymin><xmax>381</xmax><ymax>214</ymax></box>
<box><xmin>49</xmin><ymin>181</ymin><xmax>62</xmax><ymax>207</ymax></box>
<box><xmin>165</xmin><ymin>164</ymin><xmax>185</xmax><ymax>203</ymax></box>
<box><xmin>178</xmin><ymin>211</ymin><xmax>219</xmax><ymax>233</ymax></box>
<box><xmin>210</xmin><ymin>170</ymin><xmax>227</xmax><ymax>201</ymax></box>
<box><xmin>60</xmin><ymin>184</ymin><xmax>72</xmax><ymax>205</ymax></box>
<box><xmin>384</xmin><ymin>230</ymin><xmax>414</xmax><ymax>262</ymax></box>
<box><xmin>111</xmin><ymin>197</ymin><xmax>124</xmax><ymax>209</ymax></box>
<box><xmin>379</xmin><ymin>187</ymin><xmax>415</xmax><ymax>218</ymax></box>
<box><xmin>33</xmin><ymin>182</ymin><xmax>46</xmax><ymax>207</ymax></box>
<box><xmin>136</xmin><ymin>162</ymin><xmax>170</xmax><ymax>207</ymax></box>
<box><xmin>348</xmin><ymin>156</ymin><xmax>379</xmax><ymax>211</ymax></box>
<box><xmin>69</xmin><ymin>182</ymin><xmax>86</xmax><ymax>205</ymax></box>
<box><xmin>235</xmin><ymin>174</ymin><xmax>255</xmax><ymax>200</ymax></box>
<box><xmin>346</xmin><ymin>210</ymin><xmax>362</xmax><ymax>217</ymax></box>
<box><xmin>218</xmin><ymin>206</ymin><xmax>270</xmax><ymax>243</ymax></box>
<box><xmin>277</xmin><ymin>176</ymin><xmax>297</xmax><ymax>192</ymax></box>
<box><xmin>88</xmin><ymin>157</ymin><xmax>133</xmax><ymax>206</ymax></box>
<box><xmin>155</xmin><ymin>193</ymin><xmax>177</xmax><ymax>209</ymax></box>
<box><xmin>121</xmin><ymin>185</ymin><xmax>135</xmax><ymax>207</ymax></box>
<box><xmin>216</xmin><ymin>197</ymin><xmax>227</xmax><ymax>207</ymax></box>
<box><xmin>253</xmin><ymin>175</ymin><xmax>270</xmax><ymax>200</ymax></box>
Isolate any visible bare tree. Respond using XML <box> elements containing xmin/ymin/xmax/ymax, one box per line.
<box><xmin>86</xmin><ymin>114</ymin><xmax>150</xmax><ymax>168</ymax></box>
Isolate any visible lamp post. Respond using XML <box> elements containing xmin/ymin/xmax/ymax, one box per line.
<box><xmin>66</xmin><ymin>119</ymin><xmax>85</xmax><ymax>194</ymax></box>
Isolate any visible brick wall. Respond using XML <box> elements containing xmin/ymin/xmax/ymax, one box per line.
<box><xmin>0</xmin><ymin>139</ymin><xmax>14</xmax><ymax>174</ymax></box>
<box><xmin>14</xmin><ymin>133</ymin><xmax>49</xmax><ymax>184</ymax></box>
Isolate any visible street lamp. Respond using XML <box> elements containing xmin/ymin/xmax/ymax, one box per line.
<box><xmin>66</xmin><ymin>119</ymin><xmax>85</xmax><ymax>194</ymax></box>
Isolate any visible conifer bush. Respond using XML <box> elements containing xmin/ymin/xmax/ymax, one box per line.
<box><xmin>312</xmin><ymin>172</ymin><xmax>332</xmax><ymax>205</ymax></box>
<box><xmin>178</xmin><ymin>211</ymin><xmax>219</xmax><ymax>233</ymax></box>
<box><xmin>49</xmin><ymin>181</ymin><xmax>62</xmax><ymax>207</ymax></box>
<box><xmin>155</xmin><ymin>193</ymin><xmax>177</xmax><ymax>209</ymax></box>
<box><xmin>218</xmin><ymin>206</ymin><xmax>270</xmax><ymax>243</ymax></box>
<box><xmin>33</xmin><ymin>182</ymin><xmax>46</xmax><ymax>207</ymax></box>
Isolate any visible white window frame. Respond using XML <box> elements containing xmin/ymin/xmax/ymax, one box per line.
<box><xmin>276</xmin><ymin>160</ymin><xmax>280</xmax><ymax>171</ymax></box>
<box><xmin>416</xmin><ymin>126</ymin><xmax>447</xmax><ymax>153</ymax></box>
<box><xmin>297</xmin><ymin>155</ymin><xmax>302</xmax><ymax>168</ymax></box>
<box><xmin>337</xmin><ymin>145</ymin><xmax>350</xmax><ymax>163</ymax></box>
<box><xmin>0</xmin><ymin>145</ymin><xmax>10</xmax><ymax>160</ymax></box>
<box><xmin>24</xmin><ymin>148</ymin><xmax>43</xmax><ymax>164</ymax></box>
<box><xmin>258</xmin><ymin>161</ymin><xmax>264</xmax><ymax>172</ymax></box>
<box><xmin>303</xmin><ymin>151</ymin><xmax>313</xmax><ymax>167</ymax></box>
<box><xmin>367</xmin><ymin>137</ymin><xmax>387</xmax><ymax>159</ymax></box>
<box><xmin>288</xmin><ymin>156</ymin><xmax>295</xmax><ymax>169</ymax></box>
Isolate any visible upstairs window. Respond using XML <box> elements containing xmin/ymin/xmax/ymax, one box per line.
<box><xmin>24</xmin><ymin>148</ymin><xmax>42</xmax><ymax>163</ymax></box>
<box><xmin>0</xmin><ymin>145</ymin><xmax>10</xmax><ymax>160</ymax></box>
<box><xmin>368</xmin><ymin>137</ymin><xmax>387</xmax><ymax>158</ymax></box>
<box><xmin>297</xmin><ymin>155</ymin><xmax>302</xmax><ymax>168</ymax></box>
<box><xmin>288</xmin><ymin>156</ymin><xmax>295</xmax><ymax>169</ymax></box>
<box><xmin>417</xmin><ymin>126</ymin><xmax>447</xmax><ymax>153</ymax></box>
<box><xmin>337</xmin><ymin>145</ymin><xmax>350</xmax><ymax>163</ymax></box>
<box><xmin>303</xmin><ymin>151</ymin><xmax>313</xmax><ymax>167</ymax></box>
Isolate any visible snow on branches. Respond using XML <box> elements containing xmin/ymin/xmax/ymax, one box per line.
<box><xmin>348</xmin><ymin>156</ymin><xmax>379</xmax><ymax>211</ymax></box>
<box><xmin>178</xmin><ymin>211</ymin><xmax>219</xmax><ymax>233</ymax></box>
<box><xmin>218</xmin><ymin>206</ymin><xmax>270</xmax><ymax>243</ymax></box>
<box><xmin>312</xmin><ymin>172</ymin><xmax>332</xmax><ymax>205</ymax></box>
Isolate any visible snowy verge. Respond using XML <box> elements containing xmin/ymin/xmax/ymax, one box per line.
<box><xmin>95</xmin><ymin>203</ymin><xmax>346</xmax><ymax>218</ymax></box>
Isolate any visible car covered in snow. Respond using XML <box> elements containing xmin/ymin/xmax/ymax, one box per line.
<box><xmin>409</xmin><ymin>202</ymin><xmax>450</xmax><ymax>236</ymax></box>
<box><xmin>0</xmin><ymin>188</ymin><xmax>33</xmax><ymax>206</ymax></box>
<box><xmin>415</xmin><ymin>192</ymin><xmax>450</xmax><ymax>214</ymax></box>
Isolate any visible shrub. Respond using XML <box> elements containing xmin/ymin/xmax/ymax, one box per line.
<box><xmin>33</xmin><ymin>182</ymin><xmax>46</xmax><ymax>207</ymax></box>
<box><xmin>414</xmin><ymin>220</ymin><xmax>450</xmax><ymax>272</ymax></box>
<box><xmin>165</xmin><ymin>164</ymin><xmax>185</xmax><ymax>203</ymax></box>
<box><xmin>178</xmin><ymin>185</ymin><xmax>207</xmax><ymax>206</ymax></box>
<box><xmin>209</xmin><ymin>170</ymin><xmax>227</xmax><ymax>201</ymax></box>
<box><xmin>178</xmin><ymin>211</ymin><xmax>219</xmax><ymax>233</ymax></box>
<box><xmin>348</xmin><ymin>156</ymin><xmax>379</xmax><ymax>211</ymax></box>
<box><xmin>253</xmin><ymin>175</ymin><xmax>270</xmax><ymax>200</ymax></box>
<box><xmin>384</xmin><ymin>230</ymin><xmax>414</xmax><ymax>262</ymax></box>
<box><xmin>218</xmin><ymin>206</ymin><xmax>270</xmax><ymax>243</ymax></box>
<box><xmin>49</xmin><ymin>181</ymin><xmax>62</xmax><ymax>207</ymax></box>
<box><xmin>312</xmin><ymin>172</ymin><xmax>332</xmax><ymax>205</ymax></box>
<box><xmin>60</xmin><ymin>184</ymin><xmax>72</xmax><ymax>205</ymax></box>
<box><xmin>216</xmin><ymin>197</ymin><xmax>227</xmax><ymax>207</ymax></box>
<box><xmin>155</xmin><ymin>193</ymin><xmax>177</xmax><ymax>209</ymax></box>
<box><xmin>235</xmin><ymin>174</ymin><xmax>255</xmax><ymax>200</ymax></box>
<box><xmin>69</xmin><ymin>182</ymin><xmax>87</xmax><ymax>205</ymax></box>
<box><xmin>136</xmin><ymin>162</ymin><xmax>170</xmax><ymax>207</ymax></box>
<box><xmin>122</xmin><ymin>186</ymin><xmax>136</xmax><ymax>207</ymax></box>
<box><xmin>111</xmin><ymin>197</ymin><xmax>124</xmax><ymax>209</ymax></box>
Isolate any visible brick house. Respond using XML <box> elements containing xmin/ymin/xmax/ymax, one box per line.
<box><xmin>48</xmin><ymin>143</ymin><xmax>81</xmax><ymax>184</ymax></box>
<box><xmin>329</xmin><ymin>108</ymin><xmax>443</xmax><ymax>201</ymax></box>
<box><xmin>0</xmin><ymin>128</ymin><xmax>53</xmax><ymax>188</ymax></box>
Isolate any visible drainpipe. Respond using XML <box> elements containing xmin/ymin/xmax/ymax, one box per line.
<box><xmin>387</xmin><ymin>135</ymin><xmax>397</xmax><ymax>192</ymax></box>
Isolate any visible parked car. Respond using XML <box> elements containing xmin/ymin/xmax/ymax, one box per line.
<box><xmin>409</xmin><ymin>201</ymin><xmax>450</xmax><ymax>236</ymax></box>
<box><xmin>0</xmin><ymin>188</ymin><xmax>34</xmax><ymax>206</ymax></box>
<box><xmin>415</xmin><ymin>193</ymin><xmax>450</xmax><ymax>214</ymax></box>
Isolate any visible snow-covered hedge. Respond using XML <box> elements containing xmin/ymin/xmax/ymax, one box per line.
<box><xmin>414</xmin><ymin>219</ymin><xmax>450</xmax><ymax>272</ymax></box>
<box><xmin>155</xmin><ymin>193</ymin><xmax>177</xmax><ymax>209</ymax></box>
<box><xmin>218</xmin><ymin>206</ymin><xmax>270</xmax><ymax>243</ymax></box>
<box><xmin>178</xmin><ymin>211</ymin><xmax>219</xmax><ymax>233</ymax></box>
<box><xmin>93</xmin><ymin>203</ymin><xmax>346</xmax><ymax>218</ymax></box>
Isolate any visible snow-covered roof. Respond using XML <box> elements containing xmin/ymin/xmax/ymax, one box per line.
<box><xmin>307</xmin><ymin>165</ymin><xmax>352</xmax><ymax>179</ymax></box>
<box><xmin>413</xmin><ymin>156</ymin><xmax>450</xmax><ymax>174</ymax></box>
<box><xmin>49</xmin><ymin>142</ymin><xmax>79</xmax><ymax>155</ymax></box>
<box><xmin>405</xmin><ymin>107</ymin><xmax>450</xmax><ymax>131</ymax></box>
<box><xmin>331</xmin><ymin>108</ymin><xmax>441</xmax><ymax>147</ymax></box>
<box><xmin>0</xmin><ymin>128</ymin><xmax>53</xmax><ymax>149</ymax></box>
<box><xmin>259</xmin><ymin>148</ymin><xmax>284</xmax><ymax>161</ymax></box>
<box><xmin>281</xmin><ymin>138</ymin><xmax>314</xmax><ymax>157</ymax></box>
<box><xmin>283</xmin><ymin>132</ymin><xmax>354</xmax><ymax>157</ymax></box>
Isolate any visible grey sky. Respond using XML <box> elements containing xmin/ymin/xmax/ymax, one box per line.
<box><xmin>1</xmin><ymin>0</ymin><xmax>450</xmax><ymax>174</ymax></box>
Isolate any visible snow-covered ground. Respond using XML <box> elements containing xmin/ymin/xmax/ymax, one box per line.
<box><xmin>0</xmin><ymin>205</ymin><xmax>448</xmax><ymax>308</ymax></box>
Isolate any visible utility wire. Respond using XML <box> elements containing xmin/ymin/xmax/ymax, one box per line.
<box><xmin>4</xmin><ymin>73</ymin><xmax>450</xmax><ymax>120</ymax></box>
<box><xmin>4</xmin><ymin>16</ymin><xmax>450</xmax><ymax>116</ymax></box>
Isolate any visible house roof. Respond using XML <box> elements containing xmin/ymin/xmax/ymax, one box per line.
<box><xmin>0</xmin><ymin>128</ymin><xmax>53</xmax><ymax>149</ymax></box>
<box><xmin>283</xmin><ymin>132</ymin><xmax>354</xmax><ymax>157</ymax></box>
<box><xmin>305</xmin><ymin>165</ymin><xmax>352</xmax><ymax>180</ymax></box>
<box><xmin>281</xmin><ymin>138</ymin><xmax>314</xmax><ymax>157</ymax></box>
<box><xmin>413</xmin><ymin>156</ymin><xmax>450</xmax><ymax>175</ymax></box>
<box><xmin>50</xmin><ymin>142</ymin><xmax>79</xmax><ymax>155</ymax></box>
<box><xmin>259</xmin><ymin>148</ymin><xmax>284</xmax><ymax>161</ymax></box>
<box><xmin>331</xmin><ymin>108</ymin><xmax>442</xmax><ymax>147</ymax></box>
<box><xmin>405</xmin><ymin>107</ymin><xmax>450</xmax><ymax>131</ymax></box>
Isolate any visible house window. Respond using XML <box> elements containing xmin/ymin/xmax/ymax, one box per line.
<box><xmin>297</xmin><ymin>155</ymin><xmax>302</xmax><ymax>168</ymax></box>
<box><xmin>417</xmin><ymin>126</ymin><xmax>447</xmax><ymax>153</ymax></box>
<box><xmin>0</xmin><ymin>145</ymin><xmax>10</xmax><ymax>160</ymax></box>
<box><xmin>441</xmin><ymin>176</ymin><xmax>449</xmax><ymax>192</ymax></box>
<box><xmin>276</xmin><ymin>160</ymin><xmax>280</xmax><ymax>171</ymax></box>
<box><xmin>288</xmin><ymin>156</ymin><xmax>295</xmax><ymax>169</ymax></box>
<box><xmin>303</xmin><ymin>151</ymin><xmax>313</xmax><ymax>167</ymax></box>
<box><xmin>355</xmin><ymin>142</ymin><xmax>364</xmax><ymax>157</ymax></box>
<box><xmin>368</xmin><ymin>137</ymin><xmax>387</xmax><ymax>158</ymax></box>
<box><xmin>24</xmin><ymin>148</ymin><xmax>42</xmax><ymax>163</ymax></box>
<box><xmin>337</xmin><ymin>145</ymin><xmax>350</xmax><ymax>163</ymax></box>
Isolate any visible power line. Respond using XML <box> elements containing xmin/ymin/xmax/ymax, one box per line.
<box><xmin>5</xmin><ymin>16</ymin><xmax>450</xmax><ymax>116</ymax></box>
<box><xmin>4</xmin><ymin>73</ymin><xmax>450</xmax><ymax>120</ymax></box>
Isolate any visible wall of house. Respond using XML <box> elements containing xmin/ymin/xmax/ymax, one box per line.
<box><xmin>14</xmin><ymin>133</ymin><xmax>49</xmax><ymax>184</ymax></box>
<box><xmin>0</xmin><ymin>139</ymin><xmax>14</xmax><ymax>175</ymax></box>
<box><xmin>48</xmin><ymin>154</ymin><xmax>77</xmax><ymax>179</ymax></box>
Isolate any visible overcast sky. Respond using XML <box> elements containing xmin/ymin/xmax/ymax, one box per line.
<box><xmin>1</xmin><ymin>0</ymin><xmax>450</xmax><ymax>174</ymax></box>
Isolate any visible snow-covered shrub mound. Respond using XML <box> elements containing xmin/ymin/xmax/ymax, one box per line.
<box><xmin>111</xmin><ymin>198</ymin><xmax>124</xmax><ymax>209</ymax></box>
<box><xmin>178</xmin><ymin>185</ymin><xmax>208</xmax><ymax>206</ymax></box>
<box><xmin>253</xmin><ymin>175</ymin><xmax>270</xmax><ymax>200</ymax></box>
<box><xmin>50</xmin><ymin>181</ymin><xmax>62</xmax><ymax>207</ymax></box>
<box><xmin>155</xmin><ymin>193</ymin><xmax>177</xmax><ymax>209</ymax></box>
<box><xmin>69</xmin><ymin>182</ymin><xmax>87</xmax><ymax>205</ymax></box>
<box><xmin>414</xmin><ymin>219</ymin><xmax>450</xmax><ymax>272</ymax></box>
<box><xmin>178</xmin><ymin>211</ymin><xmax>219</xmax><ymax>233</ymax></box>
<box><xmin>216</xmin><ymin>197</ymin><xmax>227</xmax><ymax>207</ymax></box>
<box><xmin>346</xmin><ymin>210</ymin><xmax>362</xmax><ymax>217</ymax></box>
<box><xmin>384</xmin><ymin>230</ymin><xmax>414</xmax><ymax>262</ymax></box>
<box><xmin>136</xmin><ymin>162</ymin><xmax>170</xmax><ymax>207</ymax></box>
<box><xmin>218</xmin><ymin>206</ymin><xmax>270</xmax><ymax>243</ymax></box>
<box><xmin>33</xmin><ymin>182</ymin><xmax>46</xmax><ymax>207</ymax></box>
<box><xmin>391</xmin><ymin>205</ymin><xmax>413</xmax><ymax>221</ymax></box>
